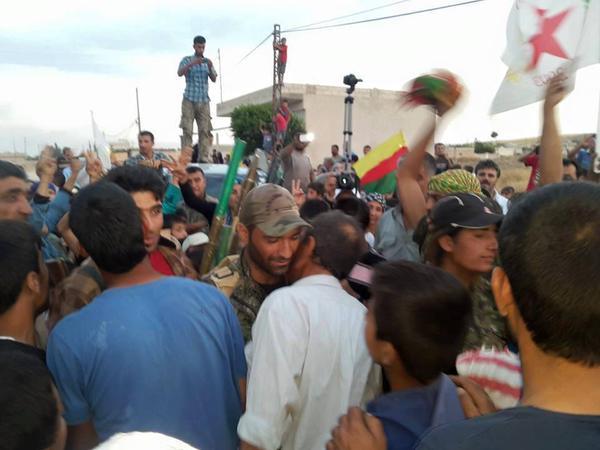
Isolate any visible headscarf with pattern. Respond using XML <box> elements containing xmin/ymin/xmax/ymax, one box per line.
<box><xmin>428</xmin><ymin>169</ymin><xmax>482</xmax><ymax>196</ymax></box>
<box><xmin>365</xmin><ymin>192</ymin><xmax>386</xmax><ymax>210</ymax></box>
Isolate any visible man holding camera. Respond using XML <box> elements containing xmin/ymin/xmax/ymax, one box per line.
<box><xmin>178</xmin><ymin>35</ymin><xmax>217</xmax><ymax>162</ymax></box>
<box><xmin>281</xmin><ymin>132</ymin><xmax>315</xmax><ymax>193</ymax></box>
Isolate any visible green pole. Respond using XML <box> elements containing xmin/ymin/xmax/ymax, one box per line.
<box><xmin>199</xmin><ymin>139</ymin><xmax>246</xmax><ymax>274</ymax></box>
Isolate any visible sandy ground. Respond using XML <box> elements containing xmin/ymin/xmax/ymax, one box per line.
<box><xmin>458</xmin><ymin>156</ymin><xmax>531</xmax><ymax>192</ymax></box>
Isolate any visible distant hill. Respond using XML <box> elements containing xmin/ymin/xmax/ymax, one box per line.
<box><xmin>450</xmin><ymin>133</ymin><xmax>590</xmax><ymax>150</ymax></box>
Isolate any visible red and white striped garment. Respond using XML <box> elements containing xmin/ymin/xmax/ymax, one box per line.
<box><xmin>456</xmin><ymin>347</ymin><xmax>523</xmax><ymax>409</ymax></box>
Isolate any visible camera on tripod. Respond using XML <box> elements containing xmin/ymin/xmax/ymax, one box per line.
<box><xmin>337</xmin><ymin>171</ymin><xmax>356</xmax><ymax>191</ymax></box>
<box><xmin>337</xmin><ymin>74</ymin><xmax>363</xmax><ymax>192</ymax></box>
<box><xmin>343</xmin><ymin>74</ymin><xmax>362</xmax><ymax>94</ymax></box>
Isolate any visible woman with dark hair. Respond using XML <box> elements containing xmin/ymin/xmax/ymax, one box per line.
<box><xmin>424</xmin><ymin>192</ymin><xmax>506</xmax><ymax>351</ymax></box>
<box><xmin>425</xmin><ymin>192</ymin><xmax>521</xmax><ymax>409</ymax></box>
<box><xmin>424</xmin><ymin>193</ymin><xmax>501</xmax><ymax>289</ymax></box>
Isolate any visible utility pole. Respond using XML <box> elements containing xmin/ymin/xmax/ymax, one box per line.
<box><xmin>136</xmin><ymin>88</ymin><xmax>142</xmax><ymax>133</ymax></box>
<box><xmin>23</xmin><ymin>137</ymin><xmax>27</xmax><ymax>155</ymax></box>
<box><xmin>272</xmin><ymin>24</ymin><xmax>282</xmax><ymax>126</ymax></box>
<box><xmin>265</xmin><ymin>24</ymin><xmax>284</xmax><ymax>184</ymax></box>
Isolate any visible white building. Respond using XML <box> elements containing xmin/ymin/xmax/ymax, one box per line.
<box><xmin>217</xmin><ymin>83</ymin><xmax>431</xmax><ymax>165</ymax></box>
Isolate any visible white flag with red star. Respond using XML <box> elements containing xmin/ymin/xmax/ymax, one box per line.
<box><xmin>491</xmin><ymin>0</ymin><xmax>599</xmax><ymax>114</ymax></box>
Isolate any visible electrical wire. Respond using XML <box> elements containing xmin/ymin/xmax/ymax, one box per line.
<box><xmin>282</xmin><ymin>0</ymin><xmax>489</xmax><ymax>33</ymax></box>
<box><xmin>236</xmin><ymin>32</ymin><xmax>273</xmax><ymax>65</ymax></box>
<box><xmin>235</xmin><ymin>0</ymin><xmax>490</xmax><ymax>67</ymax></box>
<box><xmin>285</xmin><ymin>0</ymin><xmax>416</xmax><ymax>32</ymax></box>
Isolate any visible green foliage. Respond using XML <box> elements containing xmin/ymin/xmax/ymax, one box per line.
<box><xmin>230</xmin><ymin>103</ymin><xmax>305</xmax><ymax>155</ymax></box>
<box><xmin>285</xmin><ymin>115</ymin><xmax>305</xmax><ymax>145</ymax></box>
<box><xmin>474</xmin><ymin>141</ymin><xmax>496</xmax><ymax>154</ymax></box>
<box><xmin>230</xmin><ymin>104</ymin><xmax>270</xmax><ymax>155</ymax></box>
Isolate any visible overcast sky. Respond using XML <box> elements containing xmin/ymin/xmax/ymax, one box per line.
<box><xmin>0</xmin><ymin>0</ymin><xmax>598</xmax><ymax>154</ymax></box>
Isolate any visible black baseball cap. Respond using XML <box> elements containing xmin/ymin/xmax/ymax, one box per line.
<box><xmin>431</xmin><ymin>193</ymin><xmax>503</xmax><ymax>230</ymax></box>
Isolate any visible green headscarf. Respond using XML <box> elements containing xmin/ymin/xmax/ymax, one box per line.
<box><xmin>428</xmin><ymin>169</ymin><xmax>482</xmax><ymax>196</ymax></box>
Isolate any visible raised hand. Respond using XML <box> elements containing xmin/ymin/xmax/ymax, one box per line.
<box><xmin>179</xmin><ymin>147</ymin><xmax>193</xmax><ymax>166</ymax></box>
<box><xmin>37</xmin><ymin>157</ymin><xmax>57</xmax><ymax>180</ymax></box>
<box><xmin>84</xmin><ymin>151</ymin><xmax>104</xmax><ymax>182</ymax></box>
<box><xmin>70</xmin><ymin>157</ymin><xmax>83</xmax><ymax>174</ymax></box>
<box><xmin>543</xmin><ymin>72</ymin><xmax>569</xmax><ymax>112</ymax></box>
<box><xmin>40</xmin><ymin>145</ymin><xmax>54</xmax><ymax>160</ymax></box>
<box><xmin>450</xmin><ymin>375</ymin><xmax>498</xmax><ymax>419</ymax></box>
<box><xmin>163</xmin><ymin>160</ymin><xmax>188</xmax><ymax>184</ymax></box>
<box><xmin>35</xmin><ymin>156</ymin><xmax>58</xmax><ymax>197</ymax></box>
<box><xmin>138</xmin><ymin>159</ymin><xmax>161</xmax><ymax>169</ymax></box>
<box><xmin>291</xmin><ymin>179</ymin><xmax>305</xmax><ymax>207</ymax></box>
<box><xmin>326</xmin><ymin>408</ymin><xmax>387</xmax><ymax>450</ymax></box>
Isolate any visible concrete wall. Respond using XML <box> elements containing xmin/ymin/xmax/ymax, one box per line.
<box><xmin>217</xmin><ymin>83</ymin><xmax>432</xmax><ymax>166</ymax></box>
<box><xmin>301</xmin><ymin>86</ymin><xmax>431</xmax><ymax>165</ymax></box>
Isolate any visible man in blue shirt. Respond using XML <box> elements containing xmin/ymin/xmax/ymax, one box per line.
<box><xmin>178</xmin><ymin>35</ymin><xmax>218</xmax><ymax>163</ymax></box>
<box><xmin>47</xmin><ymin>182</ymin><xmax>246</xmax><ymax>450</ymax></box>
<box><xmin>0</xmin><ymin>159</ymin><xmax>72</xmax><ymax>261</ymax></box>
<box><xmin>567</xmin><ymin>134</ymin><xmax>596</xmax><ymax>178</ymax></box>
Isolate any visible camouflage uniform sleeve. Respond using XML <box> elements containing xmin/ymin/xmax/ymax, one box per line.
<box><xmin>201</xmin><ymin>273</ymin><xmax>218</xmax><ymax>288</ymax></box>
<box><xmin>463</xmin><ymin>277</ymin><xmax>509</xmax><ymax>352</ymax></box>
<box><xmin>48</xmin><ymin>271</ymin><xmax>102</xmax><ymax>332</ymax></box>
<box><xmin>203</xmin><ymin>255</ymin><xmax>267</xmax><ymax>343</ymax></box>
<box><xmin>202</xmin><ymin>257</ymin><xmax>241</xmax><ymax>299</ymax></box>
<box><xmin>229</xmin><ymin>287</ymin><xmax>263</xmax><ymax>343</ymax></box>
<box><xmin>231</xmin><ymin>302</ymin><xmax>254</xmax><ymax>343</ymax></box>
<box><xmin>203</xmin><ymin>261</ymin><xmax>254</xmax><ymax>341</ymax></box>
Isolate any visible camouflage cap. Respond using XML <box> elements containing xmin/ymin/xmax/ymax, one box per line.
<box><xmin>239</xmin><ymin>184</ymin><xmax>311</xmax><ymax>236</ymax></box>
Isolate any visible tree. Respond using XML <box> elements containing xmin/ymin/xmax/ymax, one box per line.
<box><xmin>230</xmin><ymin>103</ymin><xmax>305</xmax><ymax>155</ymax></box>
<box><xmin>474</xmin><ymin>141</ymin><xmax>496</xmax><ymax>154</ymax></box>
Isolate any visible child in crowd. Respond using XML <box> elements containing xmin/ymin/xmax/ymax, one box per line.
<box><xmin>260</xmin><ymin>124</ymin><xmax>274</xmax><ymax>155</ymax></box>
<box><xmin>170</xmin><ymin>214</ymin><xmax>188</xmax><ymax>244</ymax></box>
<box><xmin>274</xmin><ymin>37</ymin><xmax>287</xmax><ymax>85</ymax></box>
<box><xmin>274</xmin><ymin>100</ymin><xmax>290</xmax><ymax>144</ymax></box>
<box><xmin>306</xmin><ymin>181</ymin><xmax>325</xmax><ymax>200</ymax></box>
<box><xmin>181</xmin><ymin>232</ymin><xmax>209</xmax><ymax>274</ymax></box>
<box><xmin>162</xmin><ymin>183</ymin><xmax>184</xmax><ymax>224</ymax></box>
<box><xmin>162</xmin><ymin>147</ymin><xmax>193</xmax><ymax>224</ymax></box>
<box><xmin>359</xmin><ymin>260</ymin><xmax>472</xmax><ymax>450</ymax></box>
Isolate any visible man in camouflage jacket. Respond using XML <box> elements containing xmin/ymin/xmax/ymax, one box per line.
<box><xmin>204</xmin><ymin>184</ymin><xmax>311</xmax><ymax>341</ymax></box>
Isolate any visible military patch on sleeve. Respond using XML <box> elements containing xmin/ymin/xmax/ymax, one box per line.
<box><xmin>213</xmin><ymin>267</ymin><xmax>234</xmax><ymax>279</ymax></box>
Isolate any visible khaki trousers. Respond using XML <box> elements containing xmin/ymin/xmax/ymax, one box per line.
<box><xmin>180</xmin><ymin>98</ymin><xmax>212</xmax><ymax>162</ymax></box>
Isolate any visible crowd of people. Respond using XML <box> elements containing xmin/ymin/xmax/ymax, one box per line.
<box><xmin>0</xmin><ymin>65</ymin><xmax>598</xmax><ymax>450</ymax></box>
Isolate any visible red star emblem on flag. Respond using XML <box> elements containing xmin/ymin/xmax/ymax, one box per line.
<box><xmin>528</xmin><ymin>7</ymin><xmax>572</xmax><ymax>70</ymax></box>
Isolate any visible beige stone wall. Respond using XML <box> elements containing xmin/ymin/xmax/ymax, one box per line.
<box><xmin>302</xmin><ymin>87</ymin><xmax>431</xmax><ymax>165</ymax></box>
<box><xmin>218</xmin><ymin>84</ymin><xmax>433</xmax><ymax>166</ymax></box>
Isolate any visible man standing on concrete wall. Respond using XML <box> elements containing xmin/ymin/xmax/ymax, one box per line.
<box><xmin>178</xmin><ymin>35</ymin><xmax>217</xmax><ymax>162</ymax></box>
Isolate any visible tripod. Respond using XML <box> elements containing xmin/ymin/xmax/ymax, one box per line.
<box><xmin>339</xmin><ymin>74</ymin><xmax>362</xmax><ymax>191</ymax></box>
<box><xmin>342</xmin><ymin>91</ymin><xmax>354</xmax><ymax>173</ymax></box>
